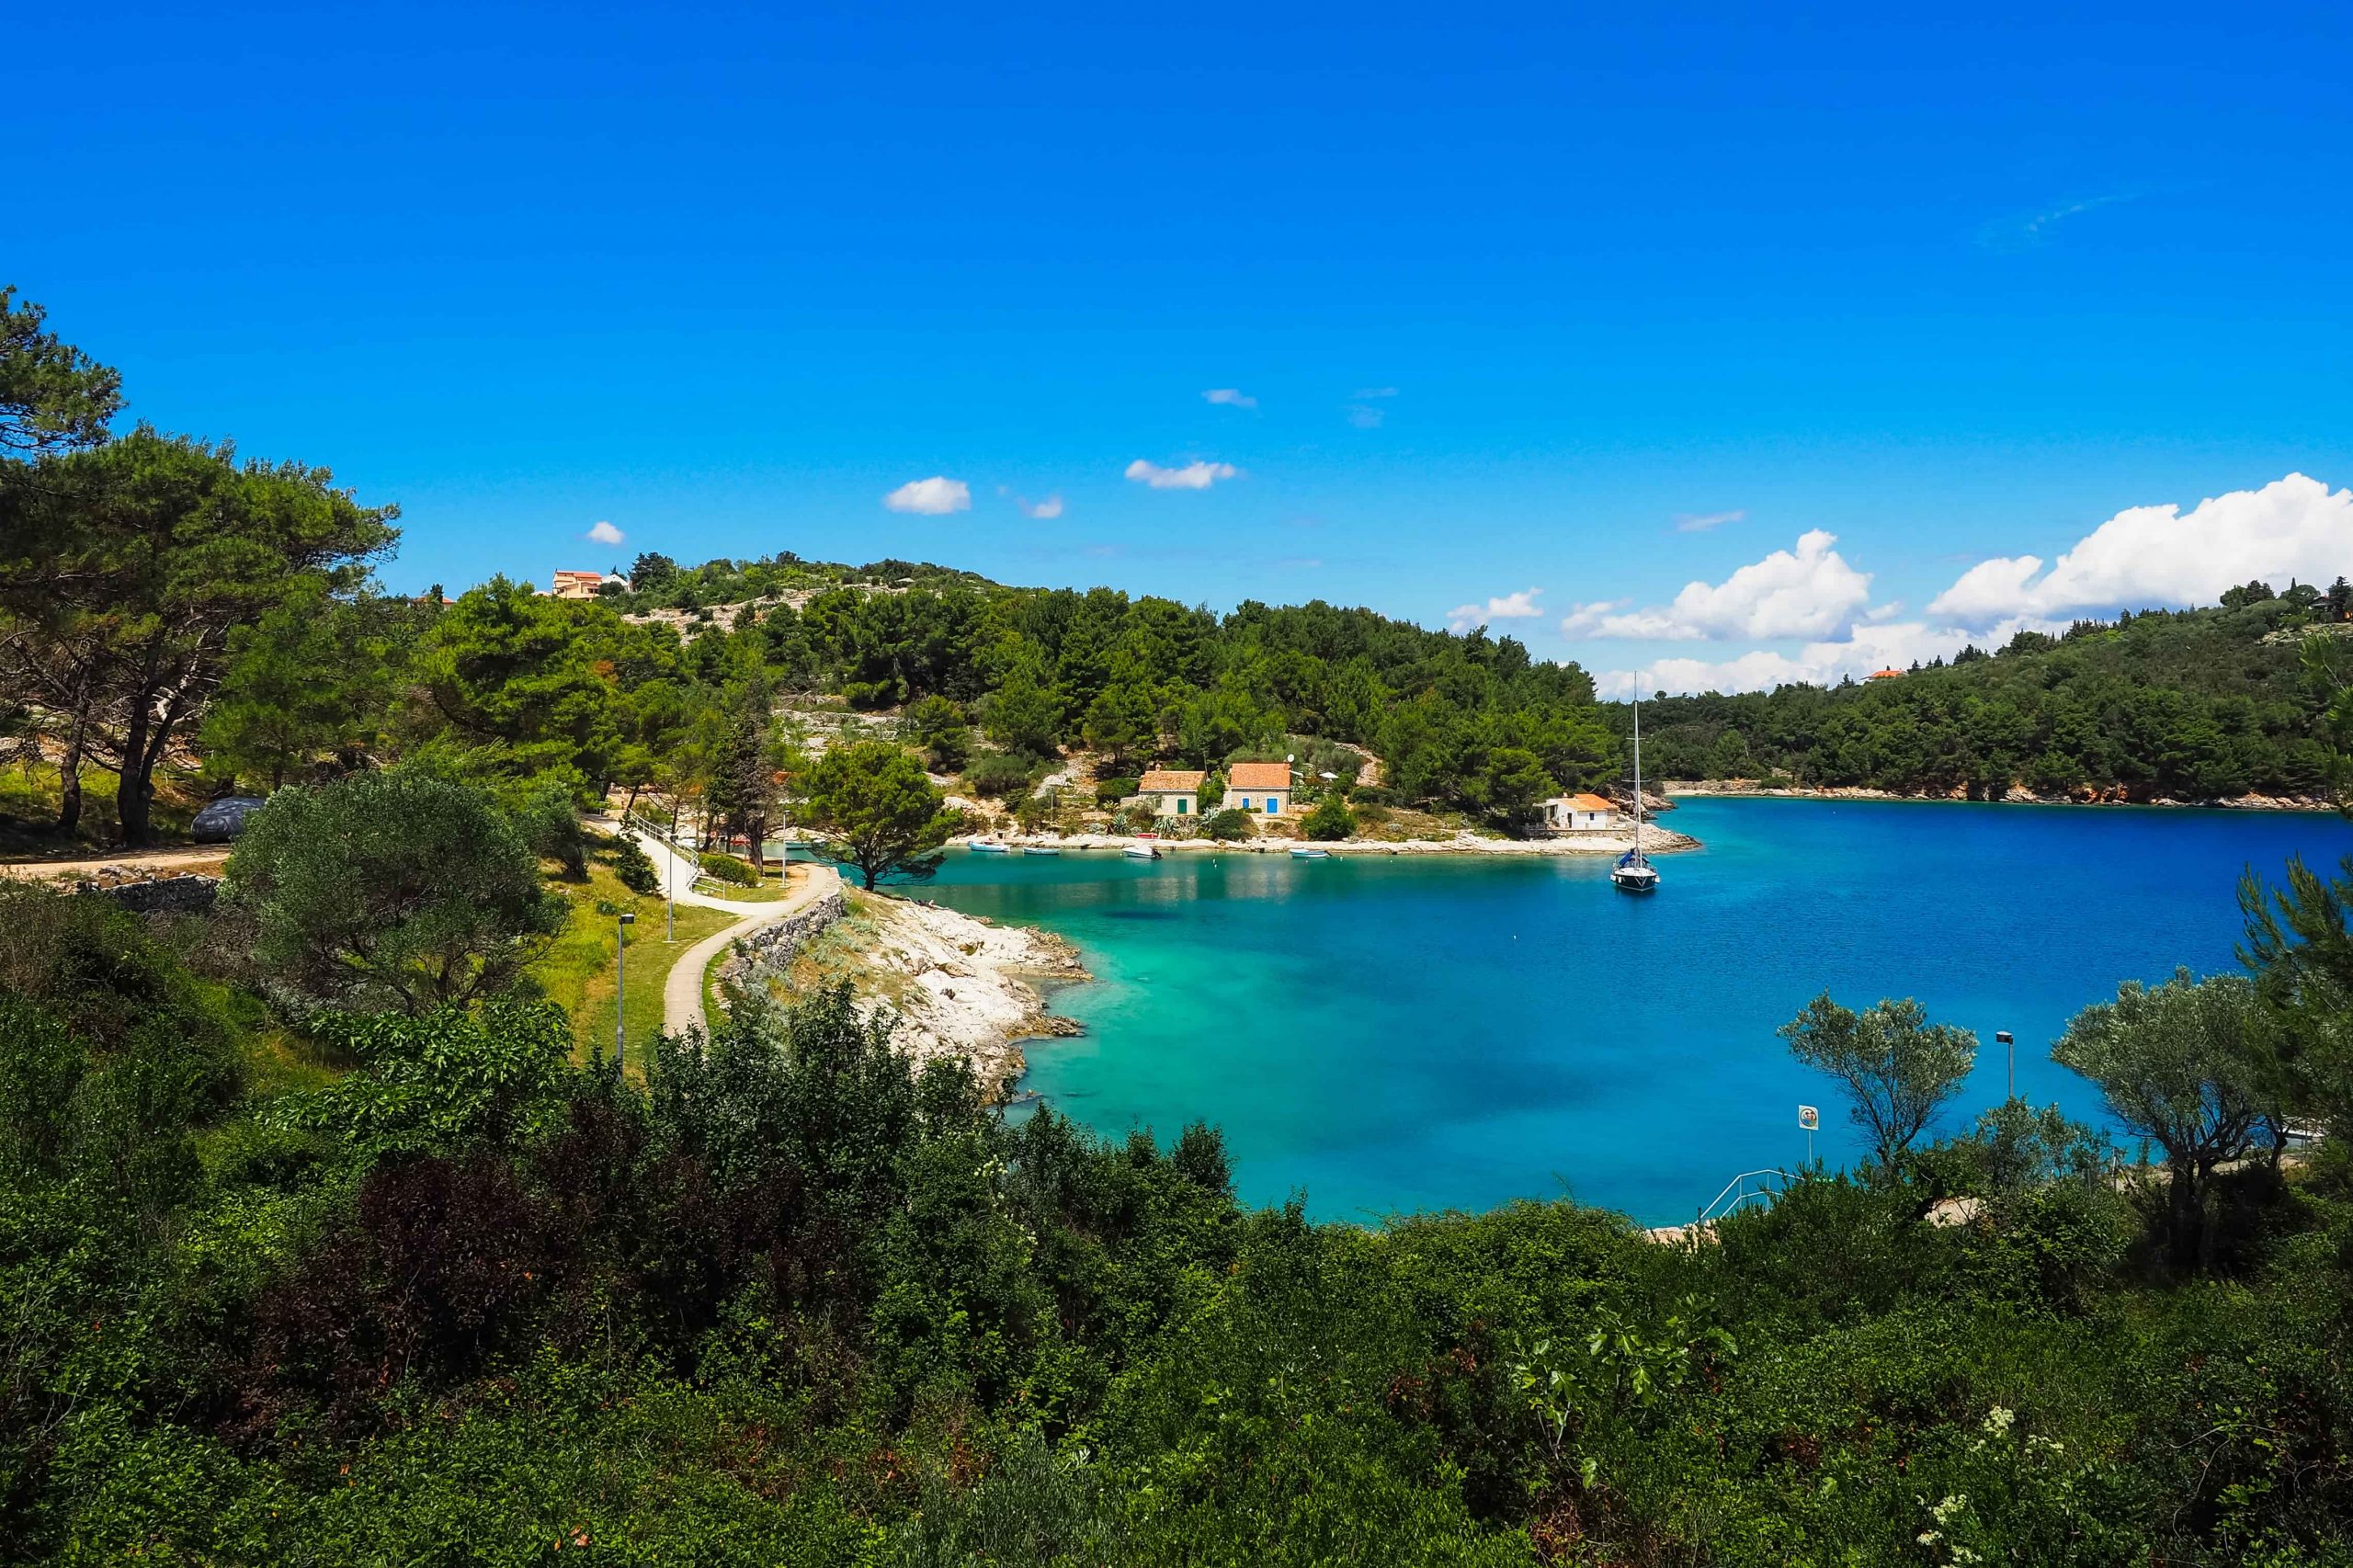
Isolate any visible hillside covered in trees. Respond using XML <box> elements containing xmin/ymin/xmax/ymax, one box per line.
<box><xmin>10</xmin><ymin>293</ymin><xmax>2353</xmax><ymax>1563</ymax></box>
<box><xmin>6</xmin><ymin>269</ymin><xmax>2339</xmax><ymax>851</ymax></box>
<box><xmin>1624</xmin><ymin>586</ymin><xmax>2352</xmax><ymax>801</ymax></box>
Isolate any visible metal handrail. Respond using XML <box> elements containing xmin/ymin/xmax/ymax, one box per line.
<box><xmin>1695</xmin><ymin>1167</ymin><xmax>1794</xmax><ymax>1225</ymax></box>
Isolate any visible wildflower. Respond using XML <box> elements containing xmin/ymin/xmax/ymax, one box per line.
<box><xmin>1983</xmin><ymin>1405</ymin><xmax>2015</xmax><ymax>1436</ymax></box>
<box><xmin>1930</xmin><ymin>1494</ymin><xmax>1968</xmax><ymax>1525</ymax></box>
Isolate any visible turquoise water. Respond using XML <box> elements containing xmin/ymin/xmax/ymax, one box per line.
<box><xmin>919</xmin><ymin>801</ymin><xmax>2353</xmax><ymax>1225</ymax></box>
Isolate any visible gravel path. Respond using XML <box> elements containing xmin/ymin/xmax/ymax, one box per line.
<box><xmin>0</xmin><ymin>846</ymin><xmax>228</xmax><ymax>880</ymax></box>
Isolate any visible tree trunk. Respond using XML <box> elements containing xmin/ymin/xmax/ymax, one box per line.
<box><xmin>56</xmin><ymin>709</ymin><xmax>85</xmax><ymax>835</ymax></box>
<box><xmin>117</xmin><ymin>689</ymin><xmax>153</xmax><ymax>846</ymax></box>
<box><xmin>2166</xmin><ymin>1165</ymin><xmax>2203</xmax><ymax>1272</ymax></box>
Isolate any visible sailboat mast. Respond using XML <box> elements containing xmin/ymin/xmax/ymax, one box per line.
<box><xmin>1631</xmin><ymin>682</ymin><xmax>1643</xmax><ymax>850</ymax></box>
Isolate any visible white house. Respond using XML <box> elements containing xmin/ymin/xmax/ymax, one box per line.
<box><xmin>1137</xmin><ymin>768</ymin><xmax>1206</xmax><ymax>819</ymax></box>
<box><xmin>1541</xmin><ymin>792</ymin><xmax>1619</xmax><ymax>832</ymax></box>
<box><xmin>1222</xmin><ymin>761</ymin><xmax>1293</xmax><ymax>815</ymax></box>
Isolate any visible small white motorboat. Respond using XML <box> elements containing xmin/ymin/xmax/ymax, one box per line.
<box><xmin>1022</xmin><ymin>845</ymin><xmax>1062</xmax><ymax>857</ymax></box>
<box><xmin>969</xmin><ymin>840</ymin><xmax>1010</xmax><ymax>854</ymax></box>
<box><xmin>1123</xmin><ymin>844</ymin><xmax>1163</xmax><ymax>860</ymax></box>
<box><xmin>1290</xmin><ymin>846</ymin><xmax>1331</xmax><ymax>859</ymax></box>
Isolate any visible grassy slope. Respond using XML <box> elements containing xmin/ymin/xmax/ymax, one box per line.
<box><xmin>531</xmin><ymin>862</ymin><xmax>735</xmax><ymax>1067</ymax></box>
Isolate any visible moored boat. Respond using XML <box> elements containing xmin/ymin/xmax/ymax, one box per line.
<box><xmin>970</xmin><ymin>839</ymin><xmax>1010</xmax><ymax>854</ymax></box>
<box><xmin>1609</xmin><ymin>851</ymin><xmax>1659</xmax><ymax>892</ymax></box>
<box><xmin>1022</xmin><ymin>845</ymin><xmax>1062</xmax><ymax>857</ymax></box>
<box><xmin>1290</xmin><ymin>846</ymin><xmax>1331</xmax><ymax>859</ymax></box>
<box><xmin>1123</xmin><ymin>844</ymin><xmax>1163</xmax><ymax>860</ymax></box>
<box><xmin>1613</xmin><ymin>681</ymin><xmax>1664</xmax><ymax>894</ymax></box>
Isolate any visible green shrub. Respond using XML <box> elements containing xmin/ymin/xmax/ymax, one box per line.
<box><xmin>1301</xmin><ymin>796</ymin><xmax>1355</xmax><ymax>840</ymax></box>
<box><xmin>963</xmin><ymin>752</ymin><xmax>1034</xmax><ymax>799</ymax></box>
<box><xmin>699</xmin><ymin>850</ymin><xmax>758</xmax><ymax>886</ymax></box>
<box><xmin>1206</xmin><ymin>808</ymin><xmax>1255</xmax><ymax>841</ymax></box>
<box><xmin>1094</xmin><ymin>776</ymin><xmax>1141</xmax><ymax>805</ymax></box>
<box><xmin>609</xmin><ymin>835</ymin><xmax>661</xmax><ymax>895</ymax></box>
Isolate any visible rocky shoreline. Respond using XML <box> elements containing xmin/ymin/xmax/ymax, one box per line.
<box><xmin>1664</xmin><ymin>780</ymin><xmax>2336</xmax><ymax>812</ymax></box>
<box><xmin>788</xmin><ymin>892</ymin><xmax>1090</xmax><ymax>1100</ymax></box>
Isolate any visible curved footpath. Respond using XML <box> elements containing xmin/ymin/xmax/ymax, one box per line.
<box><xmin>619</xmin><ymin>825</ymin><xmax>843</xmax><ymax>1039</ymax></box>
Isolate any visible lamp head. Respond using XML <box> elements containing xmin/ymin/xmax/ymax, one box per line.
<box><xmin>619</xmin><ymin>913</ymin><xmax>637</xmax><ymax>926</ymax></box>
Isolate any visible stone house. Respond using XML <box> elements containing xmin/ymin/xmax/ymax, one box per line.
<box><xmin>1137</xmin><ymin>767</ymin><xmax>1207</xmax><ymax>819</ymax></box>
<box><xmin>1541</xmin><ymin>792</ymin><xmax>1619</xmax><ymax>832</ymax></box>
<box><xmin>1222</xmin><ymin>761</ymin><xmax>1293</xmax><ymax>815</ymax></box>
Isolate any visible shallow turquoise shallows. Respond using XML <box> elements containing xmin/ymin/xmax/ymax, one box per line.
<box><xmin>917</xmin><ymin>800</ymin><xmax>2353</xmax><ymax>1225</ymax></box>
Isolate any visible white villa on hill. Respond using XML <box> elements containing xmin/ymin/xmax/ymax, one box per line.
<box><xmin>1541</xmin><ymin>792</ymin><xmax>1619</xmax><ymax>832</ymax></box>
<box><xmin>1137</xmin><ymin>768</ymin><xmax>1206</xmax><ymax>818</ymax></box>
<box><xmin>1223</xmin><ymin>761</ymin><xmax>1293</xmax><ymax>815</ymax></box>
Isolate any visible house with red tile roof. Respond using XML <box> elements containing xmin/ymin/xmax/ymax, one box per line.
<box><xmin>1868</xmin><ymin>666</ymin><xmax>1904</xmax><ymax>680</ymax></box>
<box><xmin>1222</xmin><ymin>760</ymin><xmax>1293</xmax><ymax>815</ymax></box>
<box><xmin>1540</xmin><ymin>791</ymin><xmax>1620</xmax><ymax>832</ymax></box>
<box><xmin>1137</xmin><ymin>767</ymin><xmax>1207</xmax><ymax>819</ymax></box>
<box><xmin>549</xmin><ymin>569</ymin><xmax>629</xmax><ymax>600</ymax></box>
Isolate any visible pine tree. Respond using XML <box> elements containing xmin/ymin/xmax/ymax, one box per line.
<box><xmin>704</xmin><ymin>678</ymin><xmax>779</xmax><ymax>878</ymax></box>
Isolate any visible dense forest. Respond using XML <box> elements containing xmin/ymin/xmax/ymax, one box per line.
<box><xmin>1626</xmin><ymin>588</ymin><xmax>2351</xmax><ymax>801</ymax></box>
<box><xmin>11</xmin><ymin>289</ymin><xmax>2353</xmax><ymax>1562</ymax></box>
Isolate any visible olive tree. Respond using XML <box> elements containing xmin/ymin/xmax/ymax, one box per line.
<box><xmin>2052</xmin><ymin>968</ymin><xmax>2273</xmax><ymax>1270</ymax></box>
<box><xmin>222</xmin><ymin>769</ymin><xmax>566</xmax><ymax>1013</ymax></box>
<box><xmin>1779</xmin><ymin>994</ymin><xmax>1977</xmax><ymax>1172</ymax></box>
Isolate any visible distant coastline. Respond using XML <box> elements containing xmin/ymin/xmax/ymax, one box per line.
<box><xmin>1664</xmin><ymin>780</ymin><xmax>2337</xmax><ymax>812</ymax></box>
<box><xmin>951</xmin><ymin>825</ymin><xmax>1701</xmax><ymax>858</ymax></box>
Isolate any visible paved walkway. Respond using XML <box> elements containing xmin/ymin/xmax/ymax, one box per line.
<box><xmin>623</xmin><ymin>824</ymin><xmax>842</xmax><ymax>1039</ymax></box>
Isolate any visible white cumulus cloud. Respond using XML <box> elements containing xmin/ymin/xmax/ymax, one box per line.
<box><xmin>1594</xmin><ymin>617</ymin><xmax>2063</xmax><ymax>699</ymax></box>
<box><xmin>1447</xmin><ymin>588</ymin><xmax>1543</xmax><ymax>630</ymax></box>
<box><xmin>1020</xmin><ymin>494</ymin><xmax>1063</xmax><ymax>519</ymax></box>
<box><xmin>585</xmin><ymin>519</ymin><xmax>624</xmax><ymax>546</ymax></box>
<box><xmin>882</xmin><ymin>476</ymin><xmax>971</xmax><ymax>516</ymax></box>
<box><xmin>1560</xmin><ymin>530</ymin><xmax>1873</xmax><ymax>642</ymax></box>
<box><xmin>1929</xmin><ymin>474</ymin><xmax>2353</xmax><ymax>622</ymax></box>
<box><xmin>1125</xmin><ymin>459</ymin><xmax>1239</xmax><ymax>491</ymax></box>
<box><xmin>1202</xmin><ymin>388</ymin><xmax>1256</xmax><ymax>409</ymax></box>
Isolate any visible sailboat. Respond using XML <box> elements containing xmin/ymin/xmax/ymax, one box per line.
<box><xmin>1611</xmin><ymin>682</ymin><xmax>1662</xmax><ymax>894</ymax></box>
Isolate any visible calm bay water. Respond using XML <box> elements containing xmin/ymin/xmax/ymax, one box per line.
<box><xmin>918</xmin><ymin>800</ymin><xmax>2353</xmax><ymax>1225</ymax></box>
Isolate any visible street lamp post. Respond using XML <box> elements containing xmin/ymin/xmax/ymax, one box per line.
<box><xmin>616</xmin><ymin>912</ymin><xmax>638</xmax><ymax>1070</ymax></box>
<box><xmin>1995</xmin><ymin>1029</ymin><xmax>2015</xmax><ymax>1101</ymax></box>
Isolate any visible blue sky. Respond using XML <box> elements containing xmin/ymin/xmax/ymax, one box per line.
<box><xmin>8</xmin><ymin>2</ymin><xmax>2351</xmax><ymax>692</ymax></box>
